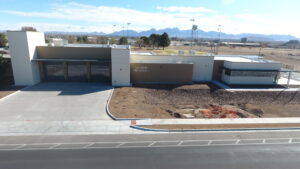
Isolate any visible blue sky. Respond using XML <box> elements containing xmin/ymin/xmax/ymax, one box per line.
<box><xmin>1</xmin><ymin>0</ymin><xmax>300</xmax><ymax>37</ymax></box>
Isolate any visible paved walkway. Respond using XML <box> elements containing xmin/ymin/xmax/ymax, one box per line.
<box><xmin>142</xmin><ymin>118</ymin><xmax>300</xmax><ymax>125</ymax></box>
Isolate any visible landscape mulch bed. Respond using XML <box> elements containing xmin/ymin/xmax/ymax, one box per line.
<box><xmin>0</xmin><ymin>85</ymin><xmax>24</xmax><ymax>99</ymax></box>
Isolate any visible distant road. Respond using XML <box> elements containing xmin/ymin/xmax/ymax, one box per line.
<box><xmin>1</xmin><ymin>144</ymin><xmax>300</xmax><ymax>169</ymax></box>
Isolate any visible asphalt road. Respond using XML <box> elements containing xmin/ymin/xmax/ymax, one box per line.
<box><xmin>1</xmin><ymin>144</ymin><xmax>300</xmax><ymax>169</ymax></box>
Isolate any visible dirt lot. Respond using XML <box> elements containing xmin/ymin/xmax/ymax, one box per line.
<box><xmin>140</xmin><ymin>123</ymin><xmax>300</xmax><ymax>130</ymax></box>
<box><xmin>0</xmin><ymin>78</ymin><xmax>24</xmax><ymax>99</ymax></box>
<box><xmin>109</xmin><ymin>84</ymin><xmax>300</xmax><ymax>119</ymax></box>
<box><xmin>173</xmin><ymin>46</ymin><xmax>300</xmax><ymax>70</ymax></box>
<box><xmin>133</xmin><ymin>46</ymin><xmax>300</xmax><ymax>71</ymax></box>
<box><xmin>0</xmin><ymin>86</ymin><xmax>23</xmax><ymax>99</ymax></box>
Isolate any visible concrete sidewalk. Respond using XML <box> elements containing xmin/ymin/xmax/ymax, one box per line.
<box><xmin>135</xmin><ymin>118</ymin><xmax>300</xmax><ymax>125</ymax></box>
<box><xmin>0</xmin><ymin>120</ymin><xmax>149</xmax><ymax>135</ymax></box>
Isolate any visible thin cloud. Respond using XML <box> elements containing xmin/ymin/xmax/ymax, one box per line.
<box><xmin>3</xmin><ymin>2</ymin><xmax>216</xmax><ymax>32</ymax></box>
<box><xmin>157</xmin><ymin>6</ymin><xmax>213</xmax><ymax>13</ymax></box>
<box><xmin>2</xmin><ymin>2</ymin><xmax>300</xmax><ymax>37</ymax></box>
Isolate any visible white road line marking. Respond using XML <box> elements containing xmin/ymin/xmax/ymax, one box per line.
<box><xmin>148</xmin><ymin>142</ymin><xmax>156</xmax><ymax>147</ymax></box>
<box><xmin>83</xmin><ymin>143</ymin><xmax>94</xmax><ymax>148</ymax></box>
<box><xmin>48</xmin><ymin>144</ymin><xmax>60</xmax><ymax>149</ymax></box>
<box><xmin>2</xmin><ymin>137</ymin><xmax>300</xmax><ymax>151</ymax></box>
<box><xmin>115</xmin><ymin>142</ymin><xmax>125</xmax><ymax>148</ymax></box>
<box><xmin>0</xmin><ymin>142</ymin><xmax>297</xmax><ymax>151</ymax></box>
<box><xmin>15</xmin><ymin>144</ymin><xmax>26</xmax><ymax>149</ymax></box>
<box><xmin>177</xmin><ymin>141</ymin><xmax>183</xmax><ymax>146</ymax></box>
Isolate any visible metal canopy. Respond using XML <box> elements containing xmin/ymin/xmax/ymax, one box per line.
<box><xmin>32</xmin><ymin>58</ymin><xmax>111</xmax><ymax>63</ymax></box>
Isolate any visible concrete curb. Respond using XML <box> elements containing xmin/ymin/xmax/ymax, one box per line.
<box><xmin>105</xmin><ymin>88</ymin><xmax>146</xmax><ymax>121</ymax></box>
<box><xmin>130</xmin><ymin>125</ymin><xmax>300</xmax><ymax>132</ymax></box>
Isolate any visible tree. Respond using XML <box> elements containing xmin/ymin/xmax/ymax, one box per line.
<box><xmin>241</xmin><ymin>37</ymin><xmax>247</xmax><ymax>43</ymax></box>
<box><xmin>96</xmin><ymin>36</ymin><xmax>108</xmax><ymax>44</ymax></box>
<box><xmin>118</xmin><ymin>37</ymin><xmax>128</xmax><ymax>45</ymax></box>
<box><xmin>159</xmin><ymin>32</ymin><xmax>170</xmax><ymax>50</ymax></box>
<box><xmin>82</xmin><ymin>36</ymin><xmax>88</xmax><ymax>43</ymax></box>
<box><xmin>21</xmin><ymin>26</ymin><xmax>37</xmax><ymax>32</ymax></box>
<box><xmin>135</xmin><ymin>38</ymin><xmax>144</xmax><ymax>48</ymax></box>
<box><xmin>149</xmin><ymin>34</ymin><xmax>160</xmax><ymax>49</ymax></box>
<box><xmin>77</xmin><ymin>36</ymin><xmax>88</xmax><ymax>43</ymax></box>
<box><xmin>140</xmin><ymin>36</ymin><xmax>150</xmax><ymax>47</ymax></box>
<box><xmin>0</xmin><ymin>33</ymin><xmax>7</xmax><ymax>47</ymax></box>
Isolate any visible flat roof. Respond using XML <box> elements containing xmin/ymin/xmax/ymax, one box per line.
<box><xmin>215</xmin><ymin>56</ymin><xmax>255</xmax><ymax>62</ymax></box>
<box><xmin>215</xmin><ymin>55</ymin><xmax>279</xmax><ymax>63</ymax></box>
<box><xmin>64</xmin><ymin>44</ymin><xmax>130</xmax><ymax>49</ymax></box>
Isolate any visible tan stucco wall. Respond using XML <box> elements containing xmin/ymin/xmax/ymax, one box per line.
<box><xmin>131</xmin><ymin>63</ymin><xmax>193</xmax><ymax>84</ymax></box>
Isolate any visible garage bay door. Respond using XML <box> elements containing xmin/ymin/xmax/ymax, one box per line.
<box><xmin>41</xmin><ymin>61</ymin><xmax>111</xmax><ymax>83</ymax></box>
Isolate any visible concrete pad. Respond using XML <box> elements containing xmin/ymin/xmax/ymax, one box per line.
<box><xmin>0</xmin><ymin>82</ymin><xmax>112</xmax><ymax>121</ymax></box>
<box><xmin>0</xmin><ymin>82</ymin><xmax>140</xmax><ymax>135</ymax></box>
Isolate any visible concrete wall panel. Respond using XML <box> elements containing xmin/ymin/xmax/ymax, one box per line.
<box><xmin>131</xmin><ymin>55</ymin><xmax>214</xmax><ymax>82</ymax></box>
<box><xmin>7</xmin><ymin>31</ymin><xmax>46</xmax><ymax>85</ymax></box>
<box><xmin>37</xmin><ymin>46</ymin><xmax>111</xmax><ymax>60</ymax></box>
<box><xmin>111</xmin><ymin>49</ymin><xmax>130</xmax><ymax>86</ymax></box>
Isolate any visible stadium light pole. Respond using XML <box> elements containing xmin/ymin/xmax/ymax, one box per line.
<box><xmin>127</xmin><ymin>22</ymin><xmax>131</xmax><ymax>45</ymax></box>
<box><xmin>190</xmin><ymin>19</ymin><xmax>195</xmax><ymax>49</ymax></box>
<box><xmin>127</xmin><ymin>23</ymin><xmax>131</xmax><ymax>38</ymax></box>
<box><xmin>217</xmin><ymin>24</ymin><xmax>222</xmax><ymax>54</ymax></box>
<box><xmin>113</xmin><ymin>25</ymin><xmax>116</xmax><ymax>34</ymax></box>
<box><xmin>122</xmin><ymin>26</ymin><xmax>125</xmax><ymax>37</ymax></box>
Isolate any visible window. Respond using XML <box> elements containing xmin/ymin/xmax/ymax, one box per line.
<box><xmin>225</xmin><ymin>69</ymin><xmax>231</xmax><ymax>76</ymax></box>
<box><xmin>230</xmin><ymin>71</ymin><xmax>278</xmax><ymax>77</ymax></box>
